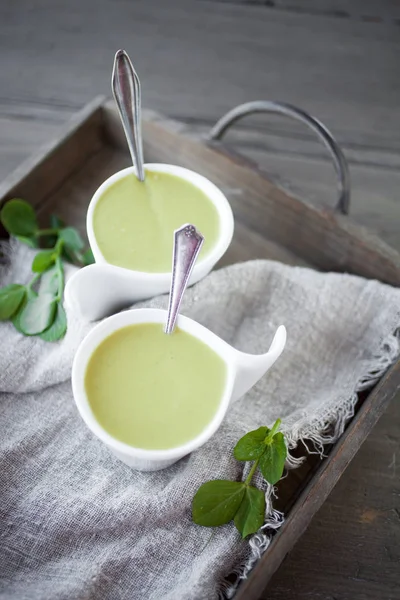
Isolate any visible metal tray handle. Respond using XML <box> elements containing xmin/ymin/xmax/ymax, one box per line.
<box><xmin>208</xmin><ymin>101</ymin><xmax>351</xmax><ymax>215</ymax></box>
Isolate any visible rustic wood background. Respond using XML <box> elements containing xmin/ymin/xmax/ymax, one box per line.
<box><xmin>0</xmin><ymin>0</ymin><xmax>399</xmax><ymax>598</ymax></box>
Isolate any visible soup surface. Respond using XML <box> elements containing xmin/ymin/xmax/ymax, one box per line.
<box><xmin>85</xmin><ymin>322</ymin><xmax>227</xmax><ymax>450</ymax></box>
<box><xmin>92</xmin><ymin>170</ymin><xmax>221</xmax><ymax>272</ymax></box>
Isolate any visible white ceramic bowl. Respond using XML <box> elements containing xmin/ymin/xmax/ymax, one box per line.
<box><xmin>65</xmin><ymin>164</ymin><xmax>234</xmax><ymax>321</ymax></box>
<box><xmin>87</xmin><ymin>163</ymin><xmax>234</xmax><ymax>276</ymax></box>
<box><xmin>72</xmin><ymin>308</ymin><xmax>287</xmax><ymax>471</ymax></box>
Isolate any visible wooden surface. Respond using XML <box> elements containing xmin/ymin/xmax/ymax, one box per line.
<box><xmin>1</xmin><ymin>98</ymin><xmax>398</xmax><ymax>600</ymax></box>
<box><xmin>0</xmin><ymin>1</ymin><xmax>399</xmax><ymax>598</ymax></box>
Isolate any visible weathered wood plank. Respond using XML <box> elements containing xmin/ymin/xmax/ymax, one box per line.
<box><xmin>0</xmin><ymin>0</ymin><xmax>399</xmax><ymax>151</ymax></box>
<box><xmin>0</xmin><ymin>97</ymin><xmax>105</xmax><ymax>210</ymax></box>
<box><xmin>190</xmin><ymin>117</ymin><xmax>400</xmax><ymax>170</ymax></box>
<box><xmin>0</xmin><ymin>101</ymin><xmax>75</xmax><ymax>180</ymax></box>
<box><xmin>0</xmin><ymin>116</ymin><xmax>60</xmax><ymax>182</ymax></box>
<box><xmin>203</xmin><ymin>0</ymin><xmax>400</xmax><ymax>21</ymax></box>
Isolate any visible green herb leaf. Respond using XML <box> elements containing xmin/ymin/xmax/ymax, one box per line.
<box><xmin>81</xmin><ymin>248</ymin><xmax>95</xmax><ymax>266</ymax></box>
<box><xmin>1</xmin><ymin>199</ymin><xmax>38</xmax><ymax>237</ymax></box>
<box><xmin>59</xmin><ymin>227</ymin><xmax>85</xmax><ymax>252</ymax></box>
<box><xmin>15</xmin><ymin>235</ymin><xmax>38</xmax><ymax>248</ymax></box>
<box><xmin>32</xmin><ymin>250</ymin><xmax>55</xmax><ymax>273</ymax></box>
<box><xmin>18</xmin><ymin>293</ymin><xmax>57</xmax><ymax>335</ymax></box>
<box><xmin>234</xmin><ymin>485</ymin><xmax>265</xmax><ymax>538</ymax></box>
<box><xmin>234</xmin><ymin>426</ymin><xmax>269</xmax><ymax>461</ymax></box>
<box><xmin>192</xmin><ymin>480</ymin><xmax>246</xmax><ymax>527</ymax></box>
<box><xmin>38</xmin><ymin>265</ymin><xmax>60</xmax><ymax>296</ymax></box>
<box><xmin>39</xmin><ymin>302</ymin><xmax>67</xmax><ymax>342</ymax></box>
<box><xmin>258</xmin><ymin>432</ymin><xmax>287</xmax><ymax>485</ymax></box>
<box><xmin>0</xmin><ymin>284</ymin><xmax>26</xmax><ymax>320</ymax></box>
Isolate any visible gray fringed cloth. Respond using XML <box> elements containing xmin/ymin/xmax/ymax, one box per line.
<box><xmin>1</xmin><ymin>243</ymin><xmax>399</xmax><ymax>600</ymax></box>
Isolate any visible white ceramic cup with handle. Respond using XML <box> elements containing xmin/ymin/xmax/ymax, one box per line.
<box><xmin>64</xmin><ymin>164</ymin><xmax>234</xmax><ymax>321</ymax></box>
<box><xmin>72</xmin><ymin>308</ymin><xmax>286</xmax><ymax>471</ymax></box>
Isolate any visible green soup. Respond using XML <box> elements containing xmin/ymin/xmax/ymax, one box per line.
<box><xmin>92</xmin><ymin>170</ymin><xmax>221</xmax><ymax>272</ymax></box>
<box><xmin>85</xmin><ymin>323</ymin><xmax>227</xmax><ymax>450</ymax></box>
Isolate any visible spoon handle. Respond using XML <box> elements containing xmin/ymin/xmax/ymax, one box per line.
<box><xmin>165</xmin><ymin>224</ymin><xmax>204</xmax><ymax>335</ymax></box>
<box><xmin>112</xmin><ymin>49</ymin><xmax>145</xmax><ymax>181</ymax></box>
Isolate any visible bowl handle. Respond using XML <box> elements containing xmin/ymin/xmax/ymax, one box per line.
<box><xmin>208</xmin><ymin>101</ymin><xmax>350</xmax><ymax>215</ymax></box>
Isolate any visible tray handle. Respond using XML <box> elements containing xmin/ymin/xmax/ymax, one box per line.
<box><xmin>208</xmin><ymin>101</ymin><xmax>351</xmax><ymax>215</ymax></box>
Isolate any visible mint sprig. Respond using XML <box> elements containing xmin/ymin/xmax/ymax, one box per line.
<box><xmin>192</xmin><ymin>419</ymin><xmax>287</xmax><ymax>538</ymax></box>
<box><xmin>0</xmin><ymin>198</ymin><xmax>94</xmax><ymax>341</ymax></box>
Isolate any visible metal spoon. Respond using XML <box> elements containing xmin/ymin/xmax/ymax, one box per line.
<box><xmin>165</xmin><ymin>224</ymin><xmax>204</xmax><ymax>334</ymax></box>
<box><xmin>111</xmin><ymin>49</ymin><xmax>145</xmax><ymax>181</ymax></box>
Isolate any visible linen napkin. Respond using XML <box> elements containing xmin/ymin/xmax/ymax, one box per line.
<box><xmin>0</xmin><ymin>242</ymin><xmax>399</xmax><ymax>600</ymax></box>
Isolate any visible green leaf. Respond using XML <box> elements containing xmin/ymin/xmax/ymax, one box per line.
<box><xmin>234</xmin><ymin>426</ymin><xmax>269</xmax><ymax>461</ymax></box>
<box><xmin>1</xmin><ymin>199</ymin><xmax>38</xmax><ymax>236</ymax></box>
<box><xmin>50</xmin><ymin>214</ymin><xmax>65</xmax><ymax>229</ymax></box>
<box><xmin>59</xmin><ymin>227</ymin><xmax>85</xmax><ymax>252</ymax></box>
<box><xmin>39</xmin><ymin>302</ymin><xmax>67</xmax><ymax>341</ymax></box>
<box><xmin>192</xmin><ymin>480</ymin><xmax>246</xmax><ymax>527</ymax></box>
<box><xmin>259</xmin><ymin>432</ymin><xmax>287</xmax><ymax>485</ymax></box>
<box><xmin>81</xmin><ymin>248</ymin><xmax>95</xmax><ymax>266</ymax></box>
<box><xmin>234</xmin><ymin>485</ymin><xmax>265</xmax><ymax>538</ymax></box>
<box><xmin>18</xmin><ymin>293</ymin><xmax>57</xmax><ymax>335</ymax></box>
<box><xmin>32</xmin><ymin>250</ymin><xmax>55</xmax><ymax>273</ymax></box>
<box><xmin>38</xmin><ymin>265</ymin><xmax>60</xmax><ymax>296</ymax></box>
<box><xmin>15</xmin><ymin>235</ymin><xmax>38</xmax><ymax>248</ymax></box>
<box><xmin>0</xmin><ymin>284</ymin><xmax>26</xmax><ymax>320</ymax></box>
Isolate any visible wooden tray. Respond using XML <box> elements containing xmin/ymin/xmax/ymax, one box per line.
<box><xmin>1</xmin><ymin>96</ymin><xmax>399</xmax><ymax>599</ymax></box>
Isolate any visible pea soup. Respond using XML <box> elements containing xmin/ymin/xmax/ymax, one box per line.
<box><xmin>92</xmin><ymin>170</ymin><xmax>220</xmax><ymax>272</ymax></box>
<box><xmin>85</xmin><ymin>323</ymin><xmax>227</xmax><ymax>450</ymax></box>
